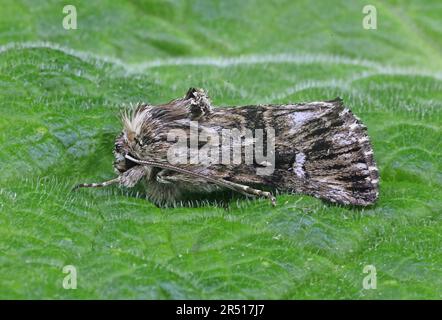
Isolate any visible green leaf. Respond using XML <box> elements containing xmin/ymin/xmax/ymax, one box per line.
<box><xmin>0</xmin><ymin>0</ymin><xmax>441</xmax><ymax>299</ymax></box>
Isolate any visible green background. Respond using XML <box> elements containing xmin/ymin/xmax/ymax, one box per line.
<box><xmin>0</xmin><ymin>0</ymin><xmax>441</xmax><ymax>299</ymax></box>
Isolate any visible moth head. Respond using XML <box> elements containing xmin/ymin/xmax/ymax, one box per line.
<box><xmin>113</xmin><ymin>132</ymin><xmax>134</xmax><ymax>174</ymax></box>
<box><xmin>112</xmin><ymin>89</ymin><xmax>213</xmax><ymax>173</ymax></box>
<box><xmin>113</xmin><ymin>105</ymin><xmax>152</xmax><ymax>173</ymax></box>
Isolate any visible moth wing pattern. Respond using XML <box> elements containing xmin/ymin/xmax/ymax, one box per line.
<box><xmin>77</xmin><ymin>88</ymin><xmax>380</xmax><ymax>207</ymax></box>
<box><xmin>153</xmin><ymin>96</ymin><xmax>380</xmax><ymax>206</ymax></box>
<box><xmin>269</xmin><ymin>98</ymin><xmax>379</xmax><ymax>206</ymax></box>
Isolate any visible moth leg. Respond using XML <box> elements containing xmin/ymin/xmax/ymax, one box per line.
<box><xmin>155</xmin><ymin>170</ymin><xmax>207</xmax><ymax>184</ymax></box>
<box><xmin>72</xmin><ymin>177</ymin><xmax>120</xmax><ymax>190</ymax></box>
<box><xmin>155</xmin><ymin>170</ymin><xmax>276</xmax><ymax>206</ymax></box>
<box><xmin>125</xmin><ymin>155</ymin><xmax>277</xmax><ymax>206</ymax></box>
<box><xmin>120</xmin><ymin>165</ymin><xmax>149</xmax><ymax>188</ymax></box>
<box><xmin>223</xmin><ymin>180</ymin><xmax>277</xmax><ymax>207</ymax></box>
<box><xmin>156</xmin><ymin>169</ymin><xmax>174</xmax><ymax>184</ymax></box>
<box><xmin>162</xmin><ymin>174</ymin><xmax>276</xmax><ymax>205</ymax></box>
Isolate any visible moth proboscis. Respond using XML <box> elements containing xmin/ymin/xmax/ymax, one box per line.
<box><xmin>74</xmin><ymin>88</ymin><xmax>379</xmax><ymax>207</ymax></box>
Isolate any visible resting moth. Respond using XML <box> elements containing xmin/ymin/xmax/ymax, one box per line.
<box><xmin>74</xmin><ymin>88</ymin><xmax>379</xmax><ymax>207</ymax></box>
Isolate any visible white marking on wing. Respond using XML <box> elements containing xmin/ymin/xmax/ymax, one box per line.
<box><xmin>293</xmin><ymin>152</ymin><xmax>306</xmax><ymax>178</ymax></box>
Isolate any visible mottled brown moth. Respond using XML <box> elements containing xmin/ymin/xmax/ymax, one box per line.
<box><xmin>75</xmin><ymin>88</ymin><xmax>379</xmax><ymax>206</ymax></box>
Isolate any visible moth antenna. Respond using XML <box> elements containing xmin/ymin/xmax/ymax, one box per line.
<box><xmin>125</xmin><ymin>155</ymin><xmax>276</xmax><ymax>205</ymax></box>
<box><xmin>124</xmin><ymin>155</ymin><xmax>230</xmax><ymax>187</ymax></box>
<box><xmin>72</xmin><ymin>177</ymin><xmax>120</xmax><ymax>191</ymax></box>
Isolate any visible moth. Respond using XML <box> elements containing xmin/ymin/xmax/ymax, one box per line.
<box><xmin>74</xmin><ymin>88</ymin><xmax>379</xmax><ymax>206</ymax></box>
